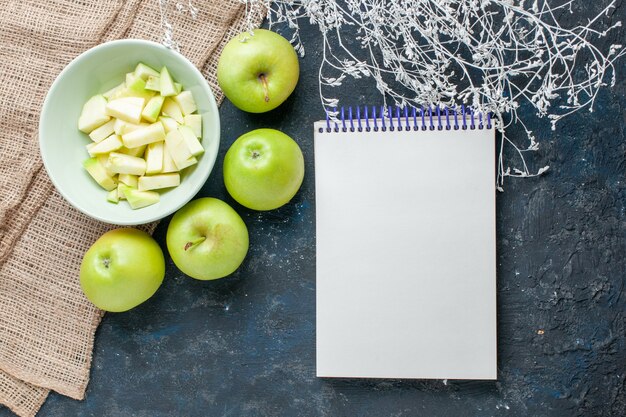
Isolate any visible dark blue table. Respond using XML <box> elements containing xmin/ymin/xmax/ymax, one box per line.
<box><xmin>5</xmin><ymin>7</ymin><xmax>625</xmax><ymax>417</ymax></box>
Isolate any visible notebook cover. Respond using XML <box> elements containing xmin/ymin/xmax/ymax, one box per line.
<box><xmin>314</xmin><ymin>113</ymin><xmax>496</xmax><ymax>379</ymax></box>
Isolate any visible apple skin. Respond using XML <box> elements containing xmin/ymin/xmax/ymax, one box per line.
<box><xmin>223</xmin><ymin>128</ymin><xmax>305</xmax><ymax>211</ymax></box>
<box><xmin>166</xmin><ymin>197</ymin><xmax>249</xmax><ymax>280</ymax></box>
<box><xmin>217</xmin><ymin>29</ymin><xmax>299</xmax><ymax>113</ymax></box>
<box><xmin>80</xmin><ymin>228</ymin><xmax>165</xmax><ymax>312</ymax></box>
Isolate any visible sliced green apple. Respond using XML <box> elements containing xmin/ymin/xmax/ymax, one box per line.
<box><xmin>160</xmin><ymin>116</ymin><xmax>179</xmax><ymax>133</ymax></box>
<box><xmin>126</xmin><ymin>74</ymin><xmax>157</xmax><ymax>100</ymax></box>
<box><xmin>102</xmin><ymin>82</ymin><xmax>126</xmax><ymax>100</ymax></box>
<box><xmin>106</xmin><ymin>152</ymin><xmax>147</xmax><ymax>176</ymax></box>
<box><xmin>174</xmin><ymin>156</ymin><xmax>198</xmax><ymax>170</ymax></box>
<box><xmin>141</xmin><ymin>95</ymin><xmax>165</xmax><ymax>123</ymax></box>
<box><xmin>126</xmin><ymin>73</ymin><xmax>147</xmax><ymax>92</ymax></box>
<box><xmin>78</xmin><ymin>95</ymin><xmax>110</xmax><ymax>133</ymax></box>
<box><xmin>183</xmin><ymin>114</ymin><xmax>202</xmax><ymax>138</ymax></box>
<box><xmin>83</xmin><ymin>158</ymin><xmax>117</xmax><ymax>191</ymax></box>
<box><xmin>117</xmin><ymin>183</ymin><xmax>131</xmax><ymax>200</ymax></box>
<box><xmin>118</xmin><ymin>173</ymin><xmax>139</xmax><ymax>188</ymax></box>
<box><xmin>161</xmin><ymin>143</ymin><xmax>179</xmax><ymax>173</ymax></box>
<box><xmin>96</xmin><ymin>154</ymin><xmax>116</xmax><ymax>176</ymax></box>
<box><xmin>78</xmin><ymin>65</ymin><xmax>200</xmax><ymax>208</ymax></box>
<box><xmin>164</xmin><ymin>129</ymin><xmax>193</xmax><ymax>168</ymax></box>
<box><xmin>114</xmin><ymin>119</ymin><xmax>149</xmax><ymax>135</ymax></box>
<box><xmin>145</xmin><ymin>141</ymin><xmax>164</xmax><ymax>174</ymax></box>
<box><xmin>138</xmin><ymin>173</ymin><xmax>180</xmax><ymax>191</ymax></box>
<box><xmin>113</xmin><ymin>118</ymin><xmax>125</xmax><ymax>135</ymax></box>
<box><xmin>121</xmin><ymin>122</ymin><xmax>165</xmax><ymax>148</ymax></box>
<box><xmin>160</xmin><ymin>67</ymin><xmax>178</xmax><ymax>97</ymax></box>
<box><xmin>113</xmin><ymin>86</ymin><xmax>155</xmax><ymax>101</ymax></box>
<box><xmin>118</xmin><ymin>144</ymin><xmax>147</xmax><ymax>158</ymax></box>
<box><xmin>119</xmin><ymin>184</ymin><xmax>160</xmax><ymax>209</ymax></box>
<box><xmin>106</xmin><ymin>97</ymin><xmax>145</xmax><ymax>124</ymax></box>
<box><xmin>161</xmin><ymin>98</ymin><xmax>184</xmax><ymax>123</ymax></box>
<box><xmin>145</xmin><ymin>76</ymin><xmax>160</xmax><ymax>92</ymax></box>
<box><xmin>134</xmin><ymin>63</ymin><xmax>160</xmax><ymax>80</ymax></box>
<box><xmin>173</xmin><ymin>91</ymin><xmax>197</xmax><ymax>116</ymax></box>
<box><xmin>88</xmin><ymin>119</ymin><xmax>116</xmax><ymax>143</ymax></box>
<box><xmin>178</xmin><ymin>125</ymin><xmax>204</xmax><ymax>157</ymax></box>
<box><xmin>86</xmin><ymin>134</ymin><xmax>123</xmax><ymax>156</ymax></box>
<box><xmin>107</xmin><ymin>189</ymin><xmax>120</xmax><ymax>204</ymax></box>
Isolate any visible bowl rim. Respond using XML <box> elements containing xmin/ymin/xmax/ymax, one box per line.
<box><xmin>39</xmin><ymin>38</ymin><xmax>220</xmax><ymax>226</ymax></box>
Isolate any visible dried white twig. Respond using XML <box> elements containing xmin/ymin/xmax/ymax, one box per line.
<box><xmin>240</xmin><ymin>0</ymin><xmax>624</xmax><ymax>189</ymax></box>
<box><xmin>159</xmin><ymin>0</ymin><xmax>199</xmax><ymax>52</ymax></box>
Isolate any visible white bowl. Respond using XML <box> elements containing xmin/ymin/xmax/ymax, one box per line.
<box><xmin>39</xmin><ymin>39</ymin><xmax>220</xmax><ymax>225</ymax></box>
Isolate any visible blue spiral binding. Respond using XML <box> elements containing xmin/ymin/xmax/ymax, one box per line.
<box><xmin>404</xmin><ymin>107</ymin><xmax>409</xmax><ymax>130</ymax></box>
<box><xmin>323</xmin><ymin>106</ymin><xmax>491</xmax><ymax>133</ymax></box>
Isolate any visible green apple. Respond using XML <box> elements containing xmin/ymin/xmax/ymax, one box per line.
<box><xmin>80</xmin><ymin>228</ymin><xmax>165</xmax><ymax>312</ymax></box>
<box><xmin>78</xmin><ymin>95</ymin><xmax>110</xmax><ymax>133</ymax></box>
<box><xmin>217</xmin><ymin>29</ymin><xmax>299</xmax><ymax>113</ymax></box>
<box><xmin>223</xmin><ymin>129</ymin><xmax>304</xmax><ymax>210</ymax></box>
<box><xmin>166</xmin><ymin>198</ymin><xmax>249</xmax><ymax>280</ymax></box>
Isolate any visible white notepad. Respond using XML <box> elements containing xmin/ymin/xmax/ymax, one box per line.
<box><xmin>314</xmin><ymin>109</ymin><xmax>496</xmax><ymax>380</ymax></box>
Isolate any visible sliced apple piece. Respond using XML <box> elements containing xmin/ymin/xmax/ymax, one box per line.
<box><xmin>138</xmin><ymin>173</ymin><xmax>180</xmax><ymax>191</ymax></box>
<box><xmin>113</xmin><ymin>118</ymin><xmax>125</xmax><ymax>135</ymax></box>
<box><xmin>125</xmin><ymin>74</ymin><xmax>156</xmax><ymax>100</ymax></box>
<box><xmin>107</xmin><ymin>189</ymin><xmax>120</xmax><ymax>204</ymax></box>
<box><xmin>126</xmin><ymin>73</ymin><xmax>147</xmax><ymax>92</ymax></box>
<box><xmin>160</xmin><ymin>116</ymin><xmax>179</xmax><ymax>133</ymax></box>
<box><xmin>183</xmin><ymin>114</ymin><xmax>202</xmax><ymax>138</ymax></box>
<box><xmin>161</xmin><ymin>143</ymin><xmax>179</xmax><ymax>173</ymax></box>
<box><xmin>83</xmin><ymin>158</ymin><xmax>117</xmax><ymax>191</ymax></box>
<box><xmin>114</xmin><ymin>86</ymin><xmax>155</xmax><ymax>101</ymax></box>
<box><xmin>159</xmin><ymin>66</ymin><xmax>177</xmax><ymax>97</ymax></box>
<box><xmin>96</xmin><ymin>154</ymin><xmax>116</xmax><ymax>176</ymax></box>
<box><xmin>102</xmin><ymin>82</ymin><xmax>125</xmax><ymax>100</ymax></box>
<box><xmin>175</xmin><ymin>156</ymin><xmax>198</xmax><ymax>170</ymax></box>
<box><xmin>178</xmin><ymin>125</ymin><xmax>204</xmax><ymax>157</ymax></box>
<box><xmin>78</xmin><ymin>95</ymin><xmax>110</xmax><ymax>133</ymax></box>
<box><xmin>106</xmin><ymin>152</ymin><xmax>147</xmax><ymax>176</ymax></box>
<box><xmin>134</xmin><ymin>63</ymin><xmax>160</xmax><ymax>80</ymax></box>
<box><xmin>118</xmin><ymin>144</ymin><xmax>147</xmax><ymax>158</ymax></box>
<box><xmin>141</xmin><ymin>95</ymin><xmax>165</xmax><ymax>123</ymax></box>
<box><xmin>145</xmin><ymin>76</ymin><xmax>160</xmax><ymax>92</ymax></box>
<box><xmin>118</xmin><ymin>173</ymin><xmax>139</xmax><ymax>188</ymax></box>
<box><xmin>121</xmin><ymin>122</ymin><xmax>165</xmax><ymax>148</ymax></box>
<box><xmin>86</xmin><ymin>134</ymin><xmax>123</xmax><ymax>156</ymax></box>
<box><xmin>117</xmin><ymin>183</ymin><xmax>131</xmax><ymax>200</ymax></box>
<box><xmin>173</xmin><ymin>91</ymin><xmax>197</xmax><ymax>116</ymax></box>
<box><xmin>88</xmin><ymin>119</ymin><xmax>116</xmax><ymax>143</ymax></box>
<box><xmin>161</xmin><ymin>98</ymin><xmax>184</xmax><ymax>123</ymax></box>
<box><xmin>106</xmin><ymin>97</ymin><xmax>145</xmax><ymax>124</ymax></box>
<box><xmin>119</xmin><ymin>184</ymin><xmax>160</xmax><ymax>209</ymax></box>
<box><xmin>114</xmin><ymin>119</ymin><xmax>149</xmax><ymax>135</ymax></box>
<box><xmin>164</xmin><ymin>129</ymin><xmax>193</xmax><ymax>168</ymax></box>
<box><xmin>108</xmin><ymin>87</ymin><xmax>126</xmax><ymax>101</ymax></box>
<box><xmin>145</xmin><ymin>141</ymin><xmax>164</xmax><ymax>174</ymax></box>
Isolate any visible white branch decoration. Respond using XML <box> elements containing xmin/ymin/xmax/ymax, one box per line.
<box><xmin>239</xmin><ymin>0</ymin><xmax>624</xmax><ymax>190</ymax></box>
<box><xmin>159</xmin><ymin>0</ymin><xmax>198</xmax><ymax>52</ymax></box>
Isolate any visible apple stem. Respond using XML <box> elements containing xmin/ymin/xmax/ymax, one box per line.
<box><xmin>184</xmin><ymin>237</ymin><xmax>206</xmax><ymax>251</ymax></box>
<box><xmin>258</xmin><ymin>74</ymin><xmax>270</xmax><ymax>102</ymax></box>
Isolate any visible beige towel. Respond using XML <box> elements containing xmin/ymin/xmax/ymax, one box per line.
<box><xmin>0</xmin><ymin>1</ymin><xmax>264</xmax><ymax>415</ymax></box>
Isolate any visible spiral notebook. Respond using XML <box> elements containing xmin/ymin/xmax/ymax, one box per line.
<box><xmin>314</xmin><ymin>106</ymin><xmax>497</xmax><ymax>380</ymax></box>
